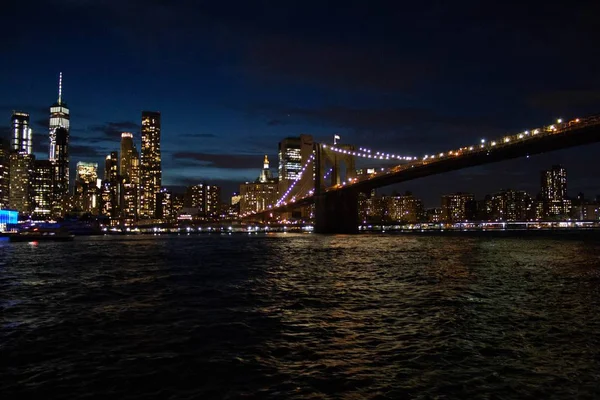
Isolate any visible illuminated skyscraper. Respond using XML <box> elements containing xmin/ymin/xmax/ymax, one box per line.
<box><xmin>119</xmin><ymin>133</ymin><xmax>140</xmax><ymax>223</ymax></box>
<box><xmin>52</xmin><ymin>127</ymin><xmax>69</xmax><ymax>216</ymax></box>
<box><xmin>104</xmin><ymin>152</ymin><xmax>118</xmax><ymax>182</ymax></box>
<box><xmin>240</xmin><ymin>156</ymin><xmax>279</xmax><ymax>215</ymax></box>
<box><xmin>139</xmin><ymin>111</ymin><xmax>161</xmax><ymax>219</ymax></box>
<box><xmin>120</xmin><ymin>132</ymin><xmax>135</xmax><ymax>178</ymax></box>
<box><xmin>9</xmin><ymin>153</ymin><xmax>34</xmax><ymax>215</ymax></box>
<box><xmin>11</xmin><ymin>111</ymin><xmax>32</xmax><ymax>155</ymax></box>
<box><xmin>49</xmin><ymin>72</ymin><xmax>70</xmax><ymax>162</ymax></box>
<box><xmin>33</xmin><ymin>160</ymin><xmax>54</xmax><ymax>219</ymax></box>
<box><xmin>75</xmin><ymin>162</ymin><xmax>98</xmax><ymax>213</ymax></box>
<box><xmin>541</xmin><ymin>165</ymin><xmax>569</xmax><ymax>218</ymax></box>
<box><xmin>278</xmin><ymin>134</ymin><xmax>313</xmax><ymax>199</ymax></box>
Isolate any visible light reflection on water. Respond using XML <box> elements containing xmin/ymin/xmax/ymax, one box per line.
<box><xmin>1</xmin><ymin>234</ymin><xmax>600</xmax><ymax>399</ymax></box>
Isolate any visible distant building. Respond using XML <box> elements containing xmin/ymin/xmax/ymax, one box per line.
<box><xmin>104</xmin><ymin>151</ymin><xmax>119</xmax><ymax>181</ymax></box>
<box><xmin>488</xmin><ymin>189</ymin><xmax>532</xmax><ymax>221</ymax></box>
<box><xmin>386</xmin><ymin>193</ymin><xmax>424</xmax><ymax>223</ymax></box>
<box><xmin>9</xmin><ymin>153</ymin><xmax>34</xmax><ymax>215</ymax></box>
<box><xmin>427</xmin><ymin>208</ymin><xmax>443</xmax><ymax>223</ymax></box>
<box><xmin>240</xmin><ymin>155</ymin><xmax>279</xmax><ymax>215</ymax></box>
<box><xmin>441</xmin><ymin>193</ymin><xmax>476</xmax><ymax>222</ymax></box>
<box><xmin>11</xmin><ymin>111</ymin><xmax>32</xmax><ymax>155</ymax></box>
<box><xmin>183</xmin><ymin>183</ymin><xmax>221</xmax><ymax>220</ymax></box>
<box><xmin>278</xmin><ymin>135</ymin><xmax>313</xmax><ymax>200</ymax></box>
<box><xmin>541</xmin><ymin>165</ymin><xmax>570</xmax><ymax>218</ymax></box>
<box><xmin>49</xmin><ymin>72</ymin><xmax>70</xmax><ymax>162</ymax></box>
<box><xmin>157</xmin><ymin>188</ymin><xmax>173</xmax><ymax>221</ymax></box>
<box><xmin>119</xmin><ymin>133</ymin><xmax>140</xmax><ymax>222</ymax></box>
<box><xmin>0</xmin><ymin>140</ymin><xmax>9</xmax><ymax>208</ymax></box>
<box><xmin>32</xmin><ymin>160</ymin><xmax>54</xmax><ymax>219</ymax></box>
<box><xmin>139</xmin><ymin>111</ymin><xmax>161</xmax><ymax>219</ymax></box>
<box><xmin>231</xmin><ymin>192</ymin><xmax>241</xmax><ymax>206</ymax></box>
<box><xmin>75</xmin><ymin>162</ymin><xmax>99</xmax><ymax>213</ymax></box>
<box><xmin>52</xmin><ymin>127</ymin><xmax>70</xmax><ymax>217</ymax></box>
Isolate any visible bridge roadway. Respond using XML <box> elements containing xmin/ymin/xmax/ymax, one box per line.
<box><xmin>248</xmin><ymin>115</ymin><xmax>600</xmax><ymax>233</ymax></box>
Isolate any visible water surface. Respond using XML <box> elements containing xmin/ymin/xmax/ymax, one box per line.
<box><xmin>1</xmin><ymin>234</ymin><xmax>600</xmax><ymax>399</ymax></box>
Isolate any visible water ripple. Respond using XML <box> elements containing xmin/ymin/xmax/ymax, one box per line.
<box><xmin>1</xmin><ymin>234</ymin><xmax>600</xmax><ymax>399</ymax></box>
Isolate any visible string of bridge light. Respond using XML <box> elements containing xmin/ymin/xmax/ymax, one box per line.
<box><xmin>323</xmin><ymin>167</ymin><xmax>333</xmax><ymax>180</ymax></box>
<box><xmin>323</xmin><ymin>144</ymin><xmax>415</xmax><ymax>161</ymax></box>
<box><xmin>275</xmin><ymin>154</ymin><xmax>315</xmax><ymax>207</ymax></box>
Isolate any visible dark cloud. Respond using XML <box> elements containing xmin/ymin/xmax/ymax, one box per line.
<box><xmin>89</xmin><ymin>121</ymin><xmax>139</xmax><ymax>140</ymax></box>
<box><xmin>172</xmin><ymin>152</ymin><xmax>270</xmax><ymax>170</ymax></box>
<box><xmin>33</xmin><ymin>118</ymin><xmax>48</xmax><ymax>130</ymax></box>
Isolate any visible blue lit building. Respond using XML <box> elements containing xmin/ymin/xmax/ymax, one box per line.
<box><xmin>0</xmin><ymin>209</ymin><xmax>18</xmax><ymax>232</ymax></box>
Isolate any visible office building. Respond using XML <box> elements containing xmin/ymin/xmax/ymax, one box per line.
<box><xmin>9</xmin><ymin>153</ymin><xmax>34</xmax><ymax>215</ymax></box>
<box><xmin>441</xmin><ymin>193</ymin><xmax>476</xmax><ymax>222</ymax></box>
<box><xmin>75</xmin><ymin>162</ymin><xmax>98</xmax><ymax>213</ymax></box>
<box><xmin>0</xmin><ymin>140</ymin><xmax>9</xmax><ymax>208</ymax></box>
<box><xmin>52</xmin><ymin>126</ymin><xmax>69</xmax><ymax>216</ymax></box>
<box><xmin>157</xmin><ymin>188</ymin><xmax>173</xmax><ymax>221</ymax></box>
<box><xmin>240</xmin><ymin>155</ymin><xmax>279</xmax><ymax>215</ymax></box>
<box><xmin>104</xmin><ymin>152</ymin><xmax>118</xmax><ymax>181</ymax></box>
<box><xmin>541</xmin><ymin>165</ymin><xmax>570</xmax><ymax>218</ymax></box>
<box><xmin>49</xmin><ymin>72</ymin><xmax>70</xmax><ymax>162</ymax></box>
<box><xmin>139</xmin><ymin>111</ymin><xmax>161</xmax><ymax>219</ymax></box>
<box><xmin>11</xmin><ymin>111</ymin><xmax>32</xmax><ymax>155</ymax></box>
<box><xmin>278</xmin><ymin>134</ymin><xmax>314</xmax><ymax>200</ymax></box>
<box><xmin>32</xmin><ymin>160</ymin><xmax>54</xmax><ymax>219</ymax></box>
<box><xmin>119</xmin><ymin>133</ymin><xmax>140</xmax><ymax>222</ymax></box>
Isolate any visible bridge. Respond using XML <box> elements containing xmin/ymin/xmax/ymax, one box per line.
<box><xmin>242</xmin><ymin>115</ymin><xmax>600</xmax><ymax>233</ymax></box>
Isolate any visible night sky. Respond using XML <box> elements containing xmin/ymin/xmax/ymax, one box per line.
<box><xmin>1</xmin><ymin>0</ymin><xmax>599</xmax><ymax>207</ymax></box>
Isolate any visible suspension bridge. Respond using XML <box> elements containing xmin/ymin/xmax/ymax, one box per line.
<box><xmin>242</xmin><ymin>115</ymin><xmax>600</xmax><ymax>233</ymax></box>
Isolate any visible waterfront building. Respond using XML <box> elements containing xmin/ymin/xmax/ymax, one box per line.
<box><xmin>541</xmin><ymin>165</ymin><xmax>570</xmax><ymax>218</ymax></box>
<box><xmin>11</xmin><ymin>111</ymin><xmax>32</xmax><ymax>155</ymax></box>
<box><xmin>441</xmin><ymin>193</ymin><xmax>476</xmax><ymax>222</ymax></box>
<box><xmin>49</xmin><ymin>72</ymin><xmax>70</xmax><ymax>162</ymax></box>
<box><xmin>139</xmin><ymin>111</ymin><xmax>161</xmax><ymax>219</ymax></box>
<box><xmin>32</xmin><ymin>160</ymin><xmax>54</xmax><ymax>219</ymax></box>
<box><xmin>0</xmin><ymin>140</ymin><xmax>9</xmax><ymax>208</ymax></box>
<box><xmin>240</xmin><ymin>155</ymin><xmax>279</xmax><ymax>215</ymax></box>
<box><xmin>488</xmin><ymin>189</ymin><xmax>532</xmax><ymax>221</ymax></box>
<box><xmin>9</xmin><ymin>153</ymin><xmax>34</xmax><ymax>215</ymax></box>
<box><xmin>427</xmin><ymin>208</ymin><xmax>443</xmax><ymax>223</ymax></box>
<box><xmin>183</xmin><ymin>183</ymin><xmax>221</xmax><ymax>220</ymax></box>
<box><xmin>386</xmin><ymin>193</ymin><xmax>424</xmax><ymax>223</ymax></box>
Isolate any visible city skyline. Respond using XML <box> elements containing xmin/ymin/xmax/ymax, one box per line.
<box><xmin>1</xmin><ymin>1</ymin><xmax>599</xmax><ymax>206</ymax></box>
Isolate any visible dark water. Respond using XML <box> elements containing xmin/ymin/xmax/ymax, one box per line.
<box><xmin>2</xmin><ymin>234</ymin><xmax>600</xmax><ymax>399</ymax></box>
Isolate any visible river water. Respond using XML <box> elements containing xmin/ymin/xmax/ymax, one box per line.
<box><xmin>1</xmin><ymin>234</ymin><xmax>600</xmax><ymax>399</ymax></box>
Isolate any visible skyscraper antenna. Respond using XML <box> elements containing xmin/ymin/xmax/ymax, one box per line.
<box><xmin>58</xmin><ymin>72</ymin><xmax>63</xmax><ymax>104</ymax></box>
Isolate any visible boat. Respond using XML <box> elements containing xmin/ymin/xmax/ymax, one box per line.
<box><xmin>8</xmin><ymin>226</ymin><xmax>75</xmax><ymax>242</ymax></box>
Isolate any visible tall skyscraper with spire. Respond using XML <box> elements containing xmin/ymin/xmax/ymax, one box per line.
<box><xmin>49</xmin><ymin>72</ymin><xmax>70</xmax><ymax>162</ymax></box>
<box><xmin>139</xmin><ymin>111</ymin><xmax>161</xmax><ymax>219</ymax></box>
